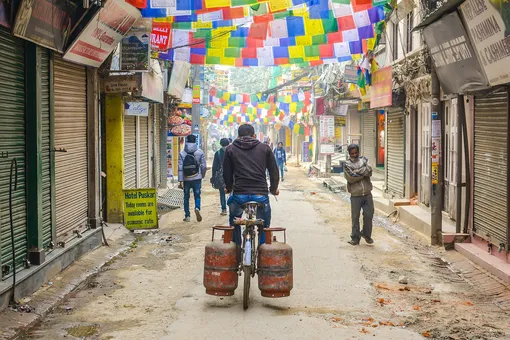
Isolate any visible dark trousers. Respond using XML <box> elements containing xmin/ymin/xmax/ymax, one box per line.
<box><xmin>219</xmin><ymin>188</ymin><xmax>226</xmax><ymax>210</ymax></box>
<box><xmin>183</xmin><ymin>180</ymin><xmax>201</xmax><ymax>217</ymax></box>
<box><xmin>350</xmin><ymin>194</ymin><xmax>374</xmax><ymax>241</ymax></box>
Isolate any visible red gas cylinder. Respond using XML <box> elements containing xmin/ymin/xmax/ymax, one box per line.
<box><xmin>258</xmin><ymin>227</ymin><xmax>293</xmax><ymax>297</ymax></box>
<box><xmin>204</xmin><ymin>226</ymin><xmax>238</xmax><ymax>296</ymax></box>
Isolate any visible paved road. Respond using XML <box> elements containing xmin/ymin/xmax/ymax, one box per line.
<box><xmin>23</xmin><ymin>167</ymin><xmax>510</xmax><ymax>340</ymax></box>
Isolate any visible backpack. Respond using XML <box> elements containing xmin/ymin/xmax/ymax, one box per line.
<box><xmin>212</xmin><ymin>166</ymin><xmax>225</xmax><ymax>189</ymax></box>
<box><xmin>183</xmin><ymin>151</ymin><xmax>200</xmax><ymax>178</ymax></box>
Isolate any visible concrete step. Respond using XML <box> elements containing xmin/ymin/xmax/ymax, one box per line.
<box><xmin>442</xmin><ymin>233</ymin><xmax>471</xmax><ymax>250</ymax></box>
<box><xmin>455</xmin><ymin>243</ymin><xmax>510</xmax><ymax>283</ymax></box>
<box><xmin>373</xmin><ymin>198</ymin><xmax>396</xmax><ymax>215</ymax></box>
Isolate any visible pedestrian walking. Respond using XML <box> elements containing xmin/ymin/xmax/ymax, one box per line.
<box><xmin>211</xmin><ymin>138</ymin><xmax>230</xmax><ymax>215</ymax></box>
<box><xmin>178</xmin><ymin>134</ymin><xmax>207</xmax><ymax>222</ymax></box>
<box><xmin>274</xmin><ymin>142</ymin><xmax>287</xmax><ymax>181</ymax></box>
<box><xmin>344</xmin><ymin>144</ymin><xmax>374</xmax><ymax>245</ymax></box>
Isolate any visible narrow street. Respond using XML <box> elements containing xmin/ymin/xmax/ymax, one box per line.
<box><xmin>23</xmin><ymin>167</ymin><xmax>510</xmax><ymax>340</ymax></box>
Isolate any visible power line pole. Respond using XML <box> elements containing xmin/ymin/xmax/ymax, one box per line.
<box><xmin>430</xmin><ymin>67</ymin><xmax>443</xmax><ymax>245</ymax></box>
<box><xmin>191</xmin><ymin>65</ymin><xmax>201</xmax><ymax>145</ymax></box>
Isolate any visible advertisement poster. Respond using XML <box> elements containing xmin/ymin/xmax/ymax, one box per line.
<box><xmin>377</xmin><ymin>110</ymin><xmax>385</xmax><ymax>166</ymax></box>
<box><xmin>423</xmin><ymin>11</ymin><xmax>487</xmax><ymax>94</ymax></box>
<box><xmin>125</xmin><ymin>102</ymin><xmax>149</xmax><ymax>116</ymax></box>
<box><xmin>123</xmin><ymin>188</ymin><xmax>158</xmax><ymax>230</ymax></box>
<box><xmin>302</xmin><ymin>142</ymin><xmax>310</xmax><ymax>162</ymax></box>
<box><xmin>461</xmin><ymin>0</ymin><xmax>510</xmax><ymax>86</ymax></box>
<box><xmin>168</xmin><ymin>106</ymin><xmax>192</xmax><ymax>137</ymax></box>
<box><xmin>343</xmin><ymin>65</ymin><xmax>358</xmax><ymax>84</ymax></box>
<box><xmin>370</xmin><ymin>66</ymin><xmax>393</xmax><ymax>109</ymax></box>
<box><xmin>104</xmin><ymin>75</ymin><xmax>139</xmax><ymax>93</ymax></box>
<box><xmin>63</xmin><ymin>0</ymin><xmax>141</xmax><ymax>67</ymax></box>
<box><xmin>14</xmin><ymin>0</ymin><xmax>77</xmax><ymax>52</ymax></box>
<box><xmin>320</xmin><ymin>115</ymin><xmax>335</xmax><ymax>139</ymax></box>
<box><xmin>121</xmin><ymin>31</ymin><xmax>150</xmax><ymax>71</ymax></box>
<box><xmin>167</xmin><ymin>135</ymin><xmax>173</xmax><ymax>179</ymax></box>
<box><xmin>192</xmin><ymin>85</ymin><xmax>201</xmax><ymax>104</ymax></box>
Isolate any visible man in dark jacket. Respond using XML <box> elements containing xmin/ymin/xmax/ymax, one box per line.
<box><xmin>223</xmin><ymin>124</ymin><xmax>280</xmax><ymax>246</ymax></box>
<box><xmin>274</xmin><ymin>142</ymin><xmax>287</xmax><ymax>181</ymax></box>
<box><xmin>344</xmin><ymin>144</ymin><xmax>374</xmax><ymax>245</ymax></box>
<box><xmin>211</xmin><ymin>138</ymin><xmax>230</xmax><ymax>215</ymax></box>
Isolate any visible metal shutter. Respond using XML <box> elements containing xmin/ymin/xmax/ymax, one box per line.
<box><xmin>139</xmin><ymin>116</ymin><xmax>149</xmax><ymax>188</ymax></box>
<box><xmin>0</xmin><ymin>29</ymin><xmax>27</xmax><ymax>276</ymax></box>
<box><xmin>473</xmin><ymin>90</ymin><xmax>508</xmax><ymax>246</ymax></box>
<box><xmin>386</xmin><ymin>109</ymin><xmax>405</xmax><ymax>198</ymax></box>
<box><xmin>155</xmin><ymin>105</ymin><xmax>161</xmax><ymax>188</ymax></box>
<box><xmin>362</xmin><ymin>111</ymin><xmax>376</xmax><ymax>164</ymax></box>
<box><xmin>53</xmin><ymin>56</ymin><xmax>88</xmax><ymax>241</ymax></box>
<box><xmin>41</xmin><ymin>50</ymin><xmax>53</xmax><ymax>249</ymax></box>
<box><xmin>124</xmin><ymin>115</ymin><xmax>137</xmax><ymax>189</ymax></box>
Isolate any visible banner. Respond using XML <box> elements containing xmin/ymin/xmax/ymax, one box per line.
<box><xmin>370</xmin><ymin>66</ymin><xmax>392</xmax><ymax>109</ymax></box>
<box><xmin>123</xmin><ymin>188</ymin><xmax>158</xmax><ymax>230</ymax></box>
<box><xmin>423</xmin><ymin>11</ymin><xmax>487</xmax><ymax>94</ymax></box>
<box><xmin>64</xmin><ymin>0</ymin><xmax>141</xmax><ymax>67</ymax></box>
<box><xmin>14</xmin><ymin>0</ymin><xmax>77</xmax><ymax>52</ymax></box>
<box><xmin>461</xmin><ymin>0</ymin><xmax>510</xmax><ymax>86</ymax></box>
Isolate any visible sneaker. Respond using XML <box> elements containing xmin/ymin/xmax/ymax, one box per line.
<box><xmin>183</xmin><ymin>217</ymin><xmax>190</xmax><ymax>222</ymax></box>
<box><xmin>195</xmin><ymin>208</ymin><xmax>202</xmax><ymax>222</ymax></box>
<box><xmin>362</xmin><ymin>235</ymin><xmax>374</xmax><ymax>244</ymax></box>
<box><xmin>220</xmin><ymin>210</ymin><xmax>227</xmax><ymax>216</ymax></box>
<box><xmin>348</xmin><ymin>239</ymin><xmax>360</xmax><ymax>246</ymax></box>
<box><xmin>281</xmin><ymin>178</ymin><xmax>285</xmax><ymax>182</ymax></box>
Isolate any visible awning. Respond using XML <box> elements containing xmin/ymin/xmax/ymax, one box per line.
<box><xmin>413</xmin><ymin>0</ymin><xmax>465</xmax><ymax>31</ymax></box>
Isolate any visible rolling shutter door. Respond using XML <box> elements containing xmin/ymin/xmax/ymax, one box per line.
<box><xmin>386</xmin><ymin>109</ymin><xmax>405</xmax><ymax>198</ymax></box>
<box><xmin>362</xmin><ymin>111</ymin><xmax>376</xmax><ymax>163</ymax></box>
<box><xmin>473</xmin><ymin>90</ymin><xmax>508</xmax><ymax>246</ymax></box>
<box><xmin>139</xmin><ymin>116</ymin><xmax>149</xmax><ymax>188</ymax></box>
<box><xmin>53</xmin><ymin>56</ymin><xmax>88</xmax><ymax>241</ymax></box>
<box><xmin>41</xmin><ymin>50</ymin><xmax>53</xmax><ymax>248</ymax></box>
<box><xmin>0</xmin><ymin>29</ymin><xmax>27</xmax><ymax>276</ymax></box>
<box><xmin>124</xmin><ymin>115</ymin><xmax>137</xmax><ymax>189</ymax></box>
<box><xmin>155</xmin><ymin>106</ymin><xmax>161</xmax><ymax>188</ymax></box>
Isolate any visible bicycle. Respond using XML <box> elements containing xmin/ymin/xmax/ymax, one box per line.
<box><xmin>234</xmin><ymin>201</ymin><xmax>265</xmax><ymax>310</ymax></box>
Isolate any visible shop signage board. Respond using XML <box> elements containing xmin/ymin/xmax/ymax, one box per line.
<box><xmin>335</xmin><ymin>104</ymin><xmax>348</xmax><ymax>116</ymax></box>
<box><xmin>13</xmin><ymin>0</ymin><xmax>77</xmax><ymax>52</ymax></box>
<box><xmin>123</xmin><ymin>188</ymin><xmax>158</xmax><ymax>230</ymax></box>
<box><xmin>320</xmin><ymin>143</ymin><xmax>335</xmax><ymax>155</ymax></box>
<box><xmin>461</xmin><ymin>0</ymin><xmax>510</xmax><ymax>86</ymax></box>
<box><xmin>370</xmin><ymin>66</ymin><xmax>392</xmax><ymax>109</ymax></box>
<box><xmin>320</xmin><ymin>115</ymin><xmax>335</xmax><ymax>139</ymax></box>
<box><xmin>125</xmin><ymin>102</ymin><xmax>149</xmax><ymax>116</ymax></box>
<box><xmin>121</xmin><ymin>31</ymin><xmax>150</xmax><ymax>71</ymax></box>
<box><xmin>343</xmin><ymin>65</ymin><xmax>358</xmax><ymax>84</ymax></box>
<box><xmin>423</xmin><ymin>11</ymin><xmax>487</xmax><ymax>94</ymax></box>
<box><xmin>104</xmin><ymin>75</ymin><xmax>140</xmax><ymax>93</ymax></box>
<box><xmin>150</xmin><ymin>21</ymin><xmax>171</xmax><ymax>51</ymax></box>
<box><xmin>63</xmin><ymin>0</ymin><xmax>141</xmax><ymax>67</ymax></box>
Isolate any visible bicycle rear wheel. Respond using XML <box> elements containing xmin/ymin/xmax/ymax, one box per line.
<box><xmin>243</xmin><ymin>265</ymin><xmax>251</xmax><ymax>310</ymax></box>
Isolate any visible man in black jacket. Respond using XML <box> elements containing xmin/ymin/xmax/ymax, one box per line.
<box><xmin>223</xmin><ymin>124</ymin><xmax>280</xmax><ymax>246</ymax></box>
<box><xmin>211</xmin><ymin>138</ymin><xmax>230</xmax><ymax>215</ymax></box>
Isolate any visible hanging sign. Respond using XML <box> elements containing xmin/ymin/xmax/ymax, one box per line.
<box><xmin>104</xmin><ymin>75</ymin><xmax>140</xmax><ymax>93</ymax></box>
<box><xmin>151</xmin><ymin>22</ymin><xmax>171</xmax><ymax>51</ymax></box>
<box><xmin>121</xmin><ymin>31</ymin><xmax>150</xmax><ymax>71</ymax></box>
<box><xmin>125</xmin><ymin>102</ymin><xmax>149</xmax><ymax>116</ymax></box>
<box><xmin>460</xmin><ymin>0</ymin><xmax>510</xmax><ymax>86</ymax></box>
<box><xmin>13</xmin><ymin>0</ymin><xmax>77</xmax><ymax>52</ymax></box>
<box><xmin>370</xmin><ymin>66</ymin><xmax>393</xmax><ymax>109</ymax></box>
<box><xmin>123</xmin><ymin>188</ymin><xmax>158</xmax><ymax>230</ymax></box>
<box><xmin>343</xmin><ymin>65</ymin><xmax>358</xmax><ymax>84</ymax></box>
<box><xmin>63</xmin><ymin>0</ymin><xmax>141</xmax><ymax>67</ymax></box>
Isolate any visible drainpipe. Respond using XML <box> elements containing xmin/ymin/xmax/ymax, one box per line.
<box><xmin>456</xmin><ymin>95</ymin><xmax>464</xmax><ymax>233</ymax></box>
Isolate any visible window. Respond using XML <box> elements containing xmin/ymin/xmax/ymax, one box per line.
<box><xmin>406</xmin><ymin>12</ymin><xmax>414</xmax><ymax>53</ymax></box>
<box><xmin>392</xmin><ymin>22</ymin><xmax>399</xmax><ymax>61</ymax></box>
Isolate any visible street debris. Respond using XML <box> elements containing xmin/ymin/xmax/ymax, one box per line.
<box><xmin>377</xmin><ymin>298</ymin><xmax>391</xmax><ymax>305</ymax></box>
<box><xmin>9</xmin><ymin>304</ymin><xmax>32</xmax><ymax>313</ymax></box>
<box><xmin>398</xmin><ymin>276</ymin><xmax>408</xmax><ymax>284</ymax></box>
<box><xmin>422</xmin><ymin>330</ymin><xmax>431</xmax><ymax>337</ymax></box>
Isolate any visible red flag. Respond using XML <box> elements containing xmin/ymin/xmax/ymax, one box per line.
<box><xmin>126</xmin><ymin>0</ymin><xmax>146</xmax><ymax>9</ymax></box>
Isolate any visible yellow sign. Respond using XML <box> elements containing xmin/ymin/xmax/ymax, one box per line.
<box><xmin>286</xmin><ymin>127</ymin><xmax>291</xmax><ymax>146</ymax></box>
<box><xmin>335</xmin><ymin>126</ymin><xmax>341</xmax><ymax>139</ymax></box>
<box><xmin>123</xmin><ymin>188</ymin><xmax>158</xmax><ymax>230</ymax></box>
<box><xmin>335</xmin><ymin>116</ymin><xmax>346</xmax><ymax>127</ymax></box>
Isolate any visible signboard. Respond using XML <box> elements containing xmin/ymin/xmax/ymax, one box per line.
<box><xmin>168</xmin><ymin>106</ymin><xmax>192</xmax><ymax>137</ymax></box>
<box><xmin>302</xmin><ymin>142</ymin><xmax>310</xmax><ymax>162</ymax></box>
<box><xmin>343</xmin><ymin>65</ymin><xmax>358</xmax><ymax>84</ymax></box>
<box><xmin>320</xmin><ymin>143</ymin><xmax>335</xmax><ymax>155</ymax></box>
<box><xmin>335</xmin><ymin>116</ymin><xmax>346</xmax><ymax>127</ymax></box>
<box><xmin>104</xmin><ymin>75</ymin><xmax>140</xmax><ymax>93</ymax></box>
<box><xmin>125</xmin><ymin>102</ymin><xmax>149</xmax><ymax>116</ymax></box>
<box><xmin>461</xmin><ymin>0</ymin><xmax>510</xmax><ymax>86</ymax></box>
<box><xmin>320</xmin><ymin>115</ymin><xmax>335</xmax><ymax>138</ymax></box>
<box><xmin>138</xmin><ymin>60</ymin><xmax>164</xmax><ymax>103</ymax></box>
<box><xmin>423</xmin><ymin>11</ymin><xmax>487</xmax><ymax>94</ymax></box>
<box><xmin>370</xmin><ymin>67</ymin><xmax>392</xmax><ymax>109</ymax></box>
<box><xmin>151</xmin><ymin>21</ymin><xmax>171</xmax><ymax>51</ymax></box>
<box><xmin>63</xmin><ymin>0</ymin><xmax>141</xmax><ymax>67</ymax></box>
<box><xmin>121</xmin><ymin>31</ymin><xmax>150</xmax><ymax>71</ymax></box>
<box><xmin>123</xmin><ymin>188</ymin><xmax>158</xmax><ymax>230</ymax></box>
<box><xmin>14</xmin><ymin>0</ymin><xmax>76</xmax><ymax>52</ymax></box>
<box><xmin>192</xmin><ymin>85</ymin><xmax>201</xmax><ymax>104</ymax></box>
<box><xmin>335</xmin><ymin>104</ymin><xmax>349</xmax><ymax>116</ymax></box>
<box><xmin>168</xmin><ymin>61</ymin><xmax>191</xmax><ymax>99</ymax></box>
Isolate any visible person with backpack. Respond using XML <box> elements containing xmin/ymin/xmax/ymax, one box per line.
<box><xmin>211</xmin><ymin>138</ymin><xmax>230</xmax><ymax>215</ymax></box>
<box><xmin>274</xmin><ymin>142</ymin><xmax>287</xmax><ymax>181</ymax></box>
<box><xmin>178</xmin><ymin>134</ymin><xmax>207</xmax><ymax>222</ymax></box>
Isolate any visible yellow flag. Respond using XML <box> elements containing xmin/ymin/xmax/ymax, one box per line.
<box><xmin>288</xmin><ymin>45</ymin><xmax>304</xmax><ymax>58</ymax></box>
<box><xmin>223</xmin><ymin>92</ymin><xmax>230</xmax><ymax>101</ymax></box>
<box><xmin>367</xmin><ymin>38</ymin><xmax>376</xmax><ymax>51</ymax></box>
<box><xmin>268</xmin><ymin>0</ymin><xmax>291</xmax><ymax>13</ymax></box>
<box><xmin>289</xmin><ymin>102</ymin><xmax>297</xmax><ymax>113</ymax></box>
<box><xmin>193</xmin><ymin>21</ymin><xmax>213</xmax><ymax>29</ymax></box>
<box><xmin>228</xmin><ymin>115</ymin><xmax>234</xmax><ymax>123</ymax></box>
<box><xmin>220</xmin><ymin>57</ymin><xmax>236</xmax><ymax>66</ymax></box>
<box><xmin>204</xmin><ymin>0</ymin><xmax>230</xmax><ymax>9</ymax></box>
<box><xmin>296</xmin><ymin>35</ymin><xmax>312</xmax><ymax>46</ymax></box>
<box><xmin>304</xmin><ymin>18</ymin><xmax>324</xmax><ymax>35</ymax></box>
<box><xmin>352</xmin><ymin>54</ymin><xmax>362</xmax><ymax>60</ymax></box>
<box><xmin>293</xmin><ymin>123</ymin><xmax>300</xmax><ymax>133</ymax></box>
<box><xmin>207</xmin><ymin>48</ymin><xmax>223</xmax><ymax>57</ymax></box>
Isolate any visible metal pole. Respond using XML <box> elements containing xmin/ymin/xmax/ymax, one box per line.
<box><xmin>430</xmin><ymin>67</ymin><xmax>443</xmax><ymax>245</ymax></box>
<box><xmin>462</xmin><ymin>96</ymin><xmax>471</xmax><ymax>234</ymax></box>
<box><xmin>456</xmin><ymin>95</ymin><xmax>464</xmax><ymax>233</ymax></box>
<box><xmin>191</xmin><ymin>65</ymin><xmax>201</xmax><ymax>141</ymax></box>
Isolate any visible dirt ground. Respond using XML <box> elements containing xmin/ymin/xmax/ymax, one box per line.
<box><xmin>20</xmin><ymin>166</ymin><xmax>510</xmax><ymax>340</ymax></box>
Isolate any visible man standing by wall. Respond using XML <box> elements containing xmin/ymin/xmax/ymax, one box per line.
<box><xmin>178</xmin><ymin>134</ymin><xmax>207</xmax><ymax>222</ymax></box>
<box><xmin>274</xmin><ymin>142</ymin><xmax>287</xmax><ymax>181</ymax></box>
<box><xmin>344</xmin><ymin>144</ymin><xmax>374</xmax><ymax>245</ymax></box>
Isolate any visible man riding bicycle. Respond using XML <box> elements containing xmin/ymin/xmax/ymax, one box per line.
<box><xmin>223</xmin><ymin>124</ymin><xmax>280</xmax><ymax>246</ymax></box>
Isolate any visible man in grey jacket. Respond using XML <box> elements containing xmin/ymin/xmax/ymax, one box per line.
<box><xmin>344</xmin><ymin>144</ymin><xmax>374</xmax><ymax>245</ymax></box>
<box><xmin>178</xmin><ymin>134</ymin><xmax>207</xmax><ymax>222</ymax></box>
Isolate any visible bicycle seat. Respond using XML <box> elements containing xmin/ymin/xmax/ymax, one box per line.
<box><xmin>242</xmin><ymin>201</ymin><xmax>265</xmax><ymax>209</ymax></box>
